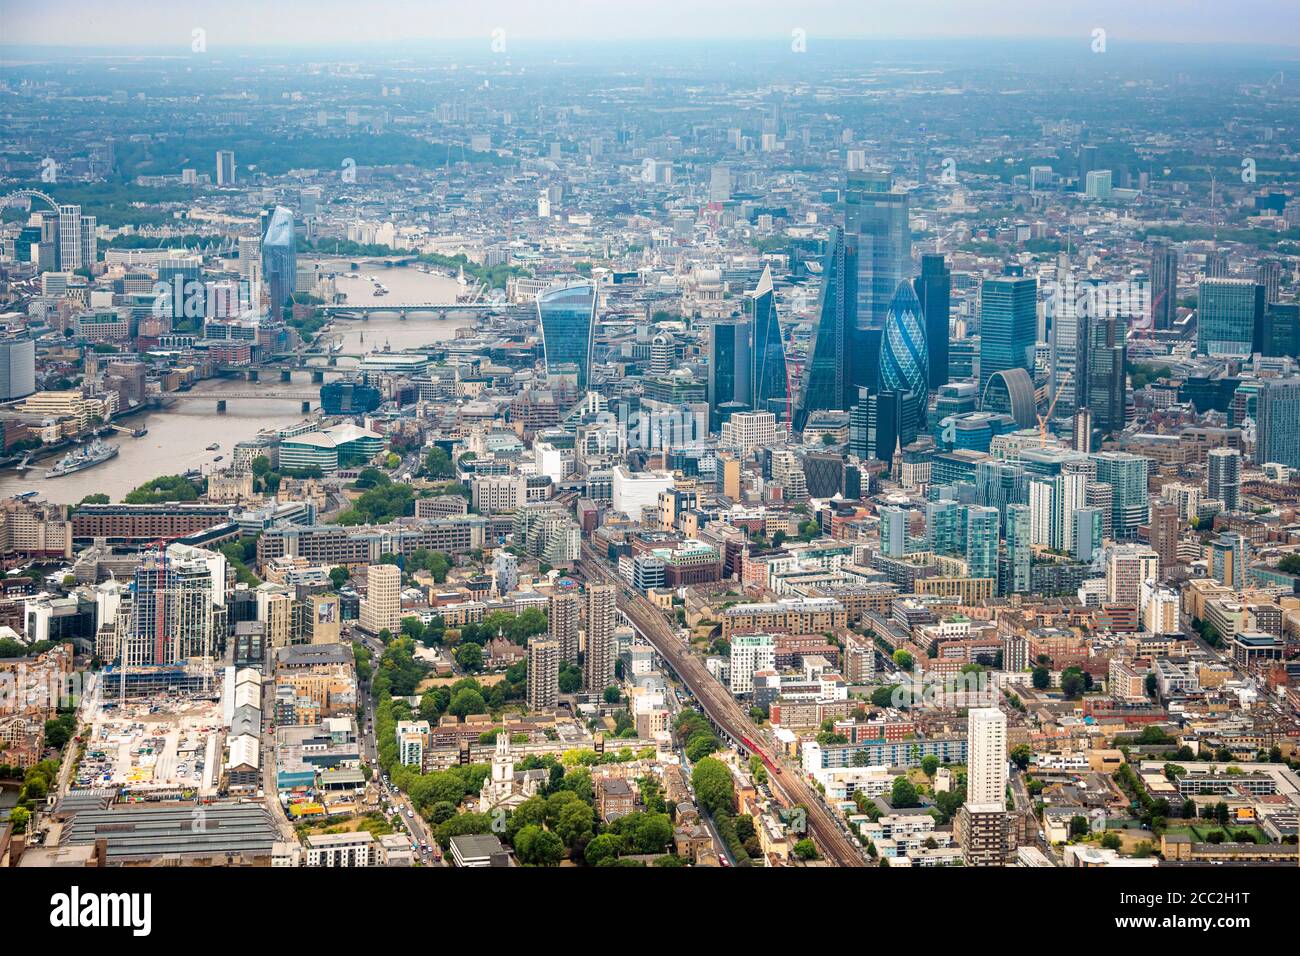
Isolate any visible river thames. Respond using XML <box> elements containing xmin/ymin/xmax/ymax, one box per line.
<box><xmin>0</xmin><ymin>264</ymin><xmax>474</xmax><ymax>504</ymax></box>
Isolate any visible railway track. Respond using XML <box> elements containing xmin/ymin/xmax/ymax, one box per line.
<box><xmin>579</xmin><ymin>544</ymin><xmax>865</xmax><ymax>867</ymax></box>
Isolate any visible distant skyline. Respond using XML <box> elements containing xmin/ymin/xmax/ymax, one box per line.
<box><xmin>2</xmin><ymin>0</ymin><xmax>1298</xmax><ymax>50</ymax></box>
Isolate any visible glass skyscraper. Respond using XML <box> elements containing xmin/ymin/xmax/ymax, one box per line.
<box><xmin>797</xmin><ymin>227</ymin><xmax>854</xmax><ymax>425</ymax></box>
<box><xmin>965</xmin><ymin>505</ymin><xmax>1000</xmax><ymax>580</ymax></box>
<box><xmin>1004</xmin><ymin>503</ymin><xmax>1032</xmax><ymax>594</ymax></box>
<box><xmin>1092</xmin><ymin>451</ymin><xmax>1150</xmax><ymax>540</ymax></box>
<box><xmin>706</xmin><ymin>318</ymin><xmax>750</xmax><ymax>430</ymax></box>
<box><xmin>1151</xmin><ymin>242</ymin><xmax>1178</xmax><ymax>331</ymax></box>
<box><xmin>1197</xmin><ymin>278</ymin><xmax>1264</xmax><ymax>358</ymax></box>
<box><xmin>927</xmin><ymin>499</ymin><xmax>962</xmax><ymax>555</ymax></box>
<box><xmin>537</xmin><ymin>282</ymin><xmax>597</xmax><ymax>392</ymax></box>
<box><xmin>1086</xmin><ymin>315</ymin><xmax>1127</xmax><ymax>435</ymax></box>
<box><xmin>845</xmin><ymin>170</ymin><xmax>910</xmax><ymax>397</ymax></box>
<box><xmin>978</xmin><ymin>276</ymin><xmax>1037</xmax><ymax>399</ymax></box>
<box><xmin>261</xmin><ymin>205</ymin><xmax>297</xmax><ymax>318</ymax></box>
<box><xmin>749</xmin><ymin>266</ymin><xmax>789</xmax><ymax>420</ymax></box>
<box><xmin>845</xmin><ymin>170</ymin><xmax>910</xmax><ymax>331</ymax></box>
<box><xmin>881</xmin><ymin>280</ymin><xmax>929</xmax><ymax>434</ymax></box>
<box><xmin>914</xmin><ymin>253</ymin><xmax>951</xmax><ymax>389</ymax></box>
<box><xmin>1256</xmin><ymin>377</ymin><xmax>1300</xmax><ymax>469</ymax></box>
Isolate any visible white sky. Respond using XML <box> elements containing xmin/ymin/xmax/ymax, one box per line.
<box><xmin>2</xmin><ymin>0</ymin><xmax>1297</xmax><ymax>49</ymax></box>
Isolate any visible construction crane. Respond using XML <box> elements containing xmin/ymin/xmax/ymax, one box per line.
<box><xmin>1036</xmin><ymin>370</ymin><xmax>1072</xmax><ymax>446</ymax></box>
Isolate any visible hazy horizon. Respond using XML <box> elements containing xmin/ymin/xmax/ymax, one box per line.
<box><xmin>2</xmin><ymin>0</ymin><xmax>1298</xmax><ymax>50</ymax></box>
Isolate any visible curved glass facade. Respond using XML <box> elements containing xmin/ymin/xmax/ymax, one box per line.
<box><xmin>797</xmin><ymin>228</ymin><xmax>854</xmax><ymax>425</ymax></box>
<box><xmin>261</xmin><ymin>205</ymin><xmax>297</xmax><ymax>317</ymax></box>
<box><xmin>881</xmin><ymin>280</ymin><xmax>929</xmax><ymax>429</ymax></box>
<box><xmin>981</xmin><ymin>367</ymin><xmax>1037</xmax><ymax>429</ymax></box>
<box><xmin>537</xmin><ymin>282</ymin><xmax>597</xmax><ymax>391</ymax></box>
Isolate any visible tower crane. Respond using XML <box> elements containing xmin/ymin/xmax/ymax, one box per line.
<box><xmin>1036</xmin><ymin>370</ymin><xmax>1072</xmax><ymax>446</ymax></box>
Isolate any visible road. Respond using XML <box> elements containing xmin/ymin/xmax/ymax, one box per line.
<box><xmin>578</xmin><ymin>544</ymin><xmax>865</xmax><ymax>867</ymax></box>
<box><xmin>351</xmin><ymin>624</ymin><xmax>444</xmax><ymax>865</ymax></box>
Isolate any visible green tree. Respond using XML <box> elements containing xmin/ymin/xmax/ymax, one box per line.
<box><xmin>793</xmin><ymin>838</ymin><xmax>818</xmax><ymax>860</ymax></box>
<box><xmin>455</xmin><ymin>643</ymin><xmax>483</xmax><ymax>672</ymax></box>
<box><xmin>890</xmin><ymin>776</ymin><xmax>919</xmax><ymax>808</ymax></box>
<box><xmin>691</xmin><ymin>758</ymin><xmax>735</xmax><ymax>816</ymax></box>
<box><xmin>448</xmin><ymin>687</ymin><xmax>487</xmax><ymax>717</ymax></box>
<box><xmin>584</xmin><ymin>832</ymin><xmax>622</xmax><ymax>866</ymax></box>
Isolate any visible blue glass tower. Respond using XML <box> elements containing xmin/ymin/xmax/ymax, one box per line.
<box><xmin>965</xmin><ymin>505</ymin><xmax>1000</xmax><ymax>580</ymax></box>
<box><xmin>978</xmin><ymin>276</ymin><xmax>1037</xmax><ymax>399</ymax></box>
<box><xmin>1005</xmin><ymin>503</ymin><xmax>1032</xmax><ymax>594</ymax></box>
<box><xmin>881</xmin><ymin>280</ymin><xmax>929</xmax><ymax>433</ymax></box>
<box><xmin>261</xmin><ymin>206</ymin><xmax>297</xmax><ymax>319</ymax></box>
<box><xmin>537</xmin><ymin>282</ymin><xmax>597</xmax><ymax>392</ymax></box>
<box><xmin>797</xmin><ymin>228</ymin><xmax>854</xmax><ymax>425</ymax></box>
<box><xmin>749</xmin><ymin>266</ymin><xmax>789</xmax><ymax>420</ymax></box>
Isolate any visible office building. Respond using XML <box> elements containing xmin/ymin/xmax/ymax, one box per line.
<box><xmin>1151</xmin><ymin>242</ymin><xmax>1179</xmax><ymax>330</ymax></box>
<box><xmin>216</xmin><ymin>149</ymin><xmax>236</xmax><ymax>186</ymax></box>
<box><xmin>914</xmin><ymin>253</ymin><xmax>951</xmax><ymax>389</ymax></box>
<box><xmin>845</xmin><ymin>170</ymin><xmax>910</xmax><ymax>396</ymax></box>
<box><xmin>1046</xmin><ymin>269</ymin><xmax>1092</xmax><ymax>417</ymax></box>
<box><xmin>748</xmin><ymin>266</ymin><xmax>789</xmax><ymax>420</ymax></box>
<box><xmin>538</xmin><ymin>282</ymin><xmax>597</xmax><ymax>392</ymax></box>
<box><xmin>797</xmin><ymin>228</ymin><xmax>854</xmax><ymax>423</ymax></box>
<box><xmin>1086</xmin><ymin>315</ymin><xmax>1126</xmax><ymax>436</ymax></box>
<box><xmin>1262</xmin><ymin>302</ymin><xmax>1300</xmax><ymax>358</ymax></box>
<box><xmin>880</xmin><ymin>280</ymin><xmax>930</xmax><ymax>434</ymax></box>
<box><xmin>706</xmin><ymin>318</ymin><xmax>751</xmax><ymax>429</ymax></box>
<box><xmin>978</xmin><ymin>276</ymin><xmax>1037</xmax><ymax>398</ymax></box>
<box><xmin>1072</xmin><ymin>407</ymin><xmax>1093</xmax><ymax>453</ymax></box>
<box><xmin>0</xmin><ymin>332</ymin><xmax>36</xmax><ymax>400</ymax></box>
<box><xmin>845</xmin><ymin>169</ymin><xmax>910</xmax><ymax>333</ymax></box>
<box><xmin>1197</xmin><ymin>278</ymin><xmax>1264</xmax><ymax>358</ymax></box>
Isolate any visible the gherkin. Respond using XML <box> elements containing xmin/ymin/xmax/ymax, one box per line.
<box><xmin>881</xmin><ymin>279</ymin><xmax>929</xmax><ymax>429</ymax></box>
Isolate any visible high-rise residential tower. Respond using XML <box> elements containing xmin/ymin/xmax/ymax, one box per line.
<box><xmin>261</xmin><ymin>205</ymin><xmax>297</xmax><ymax>319</ymax></box>
<box><xmin>526</xmin><ymin>637</ymin><xmax>560</xmax><ymax>711</ymax></box>
<box><xmin>583</xmin><ymin>584</ymin><xmax>617</xmax><ymax>693</ymax></box>
<box><xmin>1207</xmin><ymin>447</ymin><xmax>1242</xmax><ymax>512</ymax></box>
<box><xmin>548</xmin><ymin>591</ymin><xmax>581</xmax><ymax>665</ymax></box>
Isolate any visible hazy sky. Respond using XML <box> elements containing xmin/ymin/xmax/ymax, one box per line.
<box><xmin>2</xmin><ymin>0</ymin><xmax>1298</xmax><ymax>49</ymax></box>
